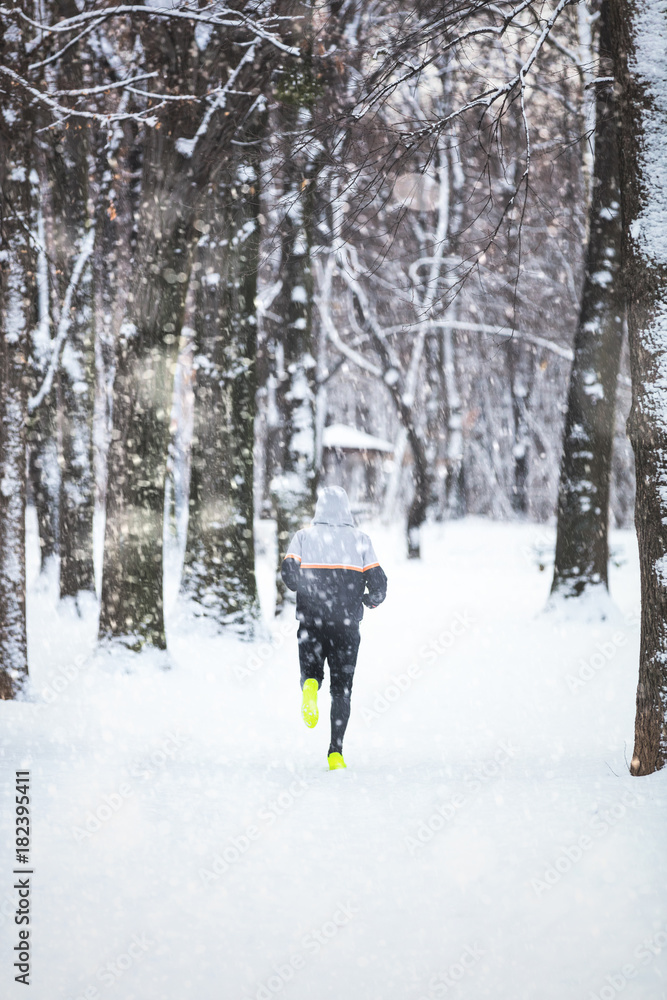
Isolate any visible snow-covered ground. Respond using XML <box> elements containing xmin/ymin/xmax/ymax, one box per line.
<box><xmin>1</xmin><ymin>516</ymin><xmax>666</xmax><ymax>1000</ymax></box>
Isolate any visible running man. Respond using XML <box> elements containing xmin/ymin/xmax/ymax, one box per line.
<box><xmin>281</xmin><ymin>486</ymin><xmax>388</xmax><ymax>770</ymax></box>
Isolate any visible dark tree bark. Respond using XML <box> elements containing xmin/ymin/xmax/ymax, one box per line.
<box><xmin>268</xmin><ymin>103</ymin><xmax>319</xmax><ymax>611</ymax></box>
<box><xmin>93</xmin><ymin>117</ymin><xmax>140</xmax><ymax>526</ymax></box>
<box><xmin>0</xmin><ymin>5</ymin><xmax>31</xmax><ymax>698</ymax></box>
<box><xmin>27</xmin><ymin>170</ymin><xmax>59</xmax><ymax>569</ymax></box>
<box><xmin>27</xmin><ymin>403</ymin><xmax>59</xmax><ymax>567</ymax></box>
<box><xmin>51</xmin><ymin>136</ymin><xmax>96</xmax><ymax>600</ymax></box>
<box><xmin>181</xmin><ymin>126</ymin><xmax>263</xmax><ymax>635</ymax></box>
<box><xmin>437</xmin><ymin>319</ymin><xmax>465</xmax><ymax>520</ymax></box>
<box><xmin>98</xmin><ymin>221</ymin><xmax>191</xmax><ymax>649</ymax></box>
<box><xmin>45</xmin><ymin>1</ymin><xmax>96</xmax><ymax>601</ymax></box>
<box><xmin>610</xmin><ymin>0</ymin><xmax>667</xmax><ymax>775</ymax></box>
<box><xmin>551</xmin><ymin>1</ymin><xmax>624</xmax><ymax>598</ymax></box>
<box><xmin>406</xmin><ymin>460</ymin><xmax>431</xmax><ymax>559</ymax></box>
<box><xmin>507</xmin><ymin>339</ymin><xmax>533</xmax><ymax>517</ymax></box>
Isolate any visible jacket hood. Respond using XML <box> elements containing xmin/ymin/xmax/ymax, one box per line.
<box><xmin>312</xmin><ymin>486</ymin><xmax>354</xmax><ymax>526</ymax></box>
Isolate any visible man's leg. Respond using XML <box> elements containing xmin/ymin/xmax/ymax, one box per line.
<box><xmin>325</xmin><ymin>625</ymin><xmax>361</xmax><ymax>756</ymax></box>
<box><xmin>298</xmin><ymin>624</ymin><xmax>325</xmax><ymax>688</ymax></box>
<box><xmin>298</xmin><ymin>624</ymin><xmax>325</xmax><ymax>728</ymax></box>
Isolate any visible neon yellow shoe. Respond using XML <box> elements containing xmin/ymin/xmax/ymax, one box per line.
<box><xmin>301</xmin><ymin>678</ymin><xmax>319</xmax><ymax>728</ymax></box>
<box><xmin>328</xmin><ymin>752</ymin><xmax>346</xmax><ymax>770</ymax></box>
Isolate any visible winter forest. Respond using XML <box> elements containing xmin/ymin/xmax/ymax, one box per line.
<box><xmin>1</xmin><ymin>1</ymin><xmax>667</xmax><ymax>998</ymax></box>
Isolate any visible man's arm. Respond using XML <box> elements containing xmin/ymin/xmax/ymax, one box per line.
<box><xmin>362</xmin><ymin>536</ymin><xmax>387</xmax><ymax>608</ymax></box>
<box><xmin>280</xmin><ymin>532</ymin><xmax>303</xmax><ymax>592</ymax></box>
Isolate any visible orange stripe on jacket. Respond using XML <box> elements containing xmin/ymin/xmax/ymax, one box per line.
<box><xmin>300</xmin><ymin>562</ymin><xmax>364</xmax><ymax>572</ymax></box>
<box><xmin>286</xmin><ymin>557</ymin><xmax>380</xmax><ymax>572</ymax></box>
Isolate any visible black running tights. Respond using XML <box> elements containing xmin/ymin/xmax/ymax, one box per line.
<box><xmin>297</xmin><ymin>623</ymin><xmax>360</xmax><ymax>755</ymax></box>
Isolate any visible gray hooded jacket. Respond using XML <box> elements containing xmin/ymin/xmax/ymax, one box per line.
<box><xmin>281</xmin><ymin>486</ymin><xmax>387</xmax><ymax>626</ymax></box>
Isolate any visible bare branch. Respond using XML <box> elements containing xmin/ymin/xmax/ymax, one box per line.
<box><xmin>3</xmin><ymin>3</ymin><xmax>300</xmax><ymax>55</ymax></box>
<box><xmin>28</xmin><ymin>229</ymin><xmax>96</xmax><ymax>413</ymax></box>
<box><xmin>175</xmin><ymin>40</ymin><xmax>258</xmax><ymax>158</ymax></box>
<box><xmin>0</xmin><ymin>64</ymin><xmax>159</xmax><ymax>125</ymax></box>
<box><xmin>51</xmin><ymin>72</ymin><xmax>157</xmax><ymax>97</ymax></box>
<box><xmin>383</xmin><ymin>319</ymin><xmax>575</xmax><ymax>361</ymax></box>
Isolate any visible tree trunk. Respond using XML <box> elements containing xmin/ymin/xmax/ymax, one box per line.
<box><xmin>442</xmin><ymin>323</ymin><xmax>465</xmax><ymax>518</ymax></box>
<box><xmin>27</xmin><ymin>185</ymin><xmax>59</xmax><ymax>568</ymax></box>
<box><xmin>0</xmin><ymin>7</ymin><xmax>30</xmax><ymax>698</ymax></box>
<box><xmin>610</xmin><ymin>0</ymin><xmax>667</xmax><ymax>774</ymax></box>
<box><xmin>27</xmin><ymin>405</ymin><xmax>59</xmax><ymax>567</ymax></box>
<box><xmin>507</xmin><ymin>339</ymin><xmax>533</xmax><ymax>517</ymax></box>
<box><xmin>98</xmin><ymin>225</ymin><xmax>191</xmax><ymax>650</ymax></box>
<box><xmin>47</xmin><ymin>1</ymin><xmax>96</xmax><ymax>601</ymax></box>
<box><xmin>98</xmin><ymin>116</ymin><xmax>194</xmax><ymax>650</ymax></box>
<box><xmin>93</xmin><ymin>117</ymin><xmax>140</xmax><ymax>534</ymax></box>
<box><xmin>181</xmin><ymin>136</ymin><xmax>263</xmax><ymax>635</ymax></box>
<box><xmin>269</xmin><ymin>105</ymin><xmax>319</xmax><ymax>611</ymax></box>
<box><xmin>51</xmin><ymin>138</ymin><xmax>96</xmax><ymax>600</ymax></box>
<box><xmin>407</xmin><ymin>440</ymin><xmax>430</xmax><ymax>559</ymax></box>
<box><xmin>551</xmin><ymin>0</ymin><xmax>624</xmax><ymax>598</ymax></box>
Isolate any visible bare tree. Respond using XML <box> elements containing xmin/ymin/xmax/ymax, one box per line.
<box><xmin>551</xmin><ymin>0</ymin><xmax>624</xmax><ymax>601</ymax></box>
<box><xmin>610</xmin><ymin>0</ymin><xmax>667</xmax><ymax>775</ymax></box>
<box><xmin>267</xmin><ymin>106</ymin><xmax>319</xmax><ymax>607</ymax></box>
<box><xmin>0</xmin><ymin>3</ymin><xmax>30</xmax><ymax>698</ymax></box>
<box><xmin>27</xmin><ymin>170</ymin><xmax>59</xmax><ymax>571</ymax></box>
<box><xmin>47</xmin><ymin>24</ymin><xmax>96</xmax><ymax>603</ymax></box>
<box><xmin>181</xmin><ymin>117</ymin><xmax>264</xmax><ymax>635</ymax></box>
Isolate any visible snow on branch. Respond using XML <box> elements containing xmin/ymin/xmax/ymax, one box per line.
<box><xmin>0</xmin><ymin>64</ymin><xmax>160</xmax><ymax>126</ymax></box>
<box><xmin>28</xmin><ymin>229</ymin><xmax>96</xmax><ymax>413</ymax></box>
<box><xmin>354</xmin><ymin>0</ymin><xmax>575</xmax><ymax>145</ymax></box>
<box><xmin>49</xmin><ymin>72</ymin><xmax>158</xmax><ymax>97</ymax></box>
<box><xmin>175</xmin><ymin>41</ymin><xmax>258</xmax><ymax>158</ymax></box>
<box><xmin>315</xmin><ymin>289</ymin><xmax>383</xmax><ymax>380</ymax></box>
<box><xmin>28</xmin><ymin>16</ymin><xmax>112</xmax><ymax>71</ymax></box>
<box><xmin>1</xmin><ymin>0</ymin><xmax>297</xmax><ymax>127</ymax></box>
<box><xmin>383</xmin><ymin>319</ymin><xmax>575</xmax><ymax>361</ymax></box>
<box><xmin>6</xmin><ymin>3</ymin><xmax>300</xmax><ymax>56</ymax></box>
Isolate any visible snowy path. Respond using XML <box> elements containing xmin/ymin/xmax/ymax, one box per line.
<box><xmin>2</xmin><ymin>519</ymin><xmax>666</xmax><ymax>1000</ymax></box>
